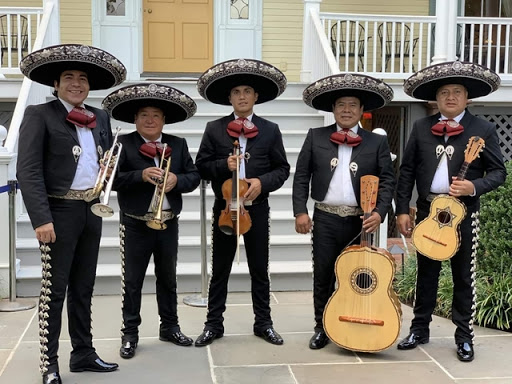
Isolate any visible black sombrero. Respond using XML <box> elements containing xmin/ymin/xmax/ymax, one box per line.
<box><xmin>404</xmin><ymin>61</ymin><xmax>501</xmax><ymax>101</ymax></box>
<box><xmin>303</xmin><ymin>73</ymin><xmax>394</xmax><ymax>112</ymax></box>
<box><xmin>20</xmin><ymin>44</ymin><xmax>126</xmax><ymax>90</ymax></box>
<box><xmin>102</xmin><ymin>83</ymin><xmax>197</xmax><ymax>124</ymax></box>
<box><xmin>197</xmin><ymin>58</ymin><xmax>287</xmax><ymax>105</ymax></box>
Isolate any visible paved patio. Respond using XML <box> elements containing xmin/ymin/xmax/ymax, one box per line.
<box><xmin>1</xmin><ymin>291</ymin><xmax>511</xmax><ymax>383</ymax></box>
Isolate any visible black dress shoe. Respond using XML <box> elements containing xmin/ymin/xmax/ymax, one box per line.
<box><xmin>69</xmin><ymin>357</ymin><xmax>119</xmax><ymax>372</ymax></box>
<box><xmin>160</xmin><ymin>330</ymin><xmax>193</xmax><ymax>346</ymax></box>
<box><xmin>195</xmin><ymin>330</ymin><xmax>223</xmax><ymax>347</ymax></box>
<box><xmin>309</xmin><ymin>331</ymin><xmax>329</xmax><ymax>350</ymax></box>
<box><xmin>456</xmin><ymin>342</ymin><xmax>474</xmax><ymax>362</ymax></box>
<box><xmin>254</xmin><ymin>327</ymin><xmax>284</xmax><ymax>345</ymax></box>
<box><xmin>119</xmin><ymin>341</ymin><xmax>137</xmax><ymax>359</ymax></box>
<box><xmin>397</xmin><ymin>333</ymin><xmax>429</xmax><ymax>350</ymax></box>
<box><xmin>42</xmin><ymin>372</ymin><xmax>62</xmax><ymax>384</ymax></box>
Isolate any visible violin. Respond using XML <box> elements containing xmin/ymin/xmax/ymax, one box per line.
<box><xmin>218</xmin><ymin>140</ymin><xmax>252</xmax><ymax>236</ymax></box>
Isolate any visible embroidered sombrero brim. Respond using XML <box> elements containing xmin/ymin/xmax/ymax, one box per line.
<box><xmin>20</xmin><ymin>44</ymin><xmax>126</xmax><ymax>90</ymax></box>
<box><xmin>102</xmin><ymin>83</ymin><xmax>197</xmax><ymax>124</ymax></box>
<box><xmin>197</xmin><ymin>59</ymin><xmax>287</xmax><ymax>105</ymax></box>
<box><xmin>303</xmin><ymin>73</ymin><xmax>393</xmax><ymax>112</ymax></box>
<box><xmin>404</xmin><ymin>61</ymin><xmax>501</xmax><ymax>101</ymax></box>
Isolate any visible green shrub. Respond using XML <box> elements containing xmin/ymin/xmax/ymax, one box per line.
<box><xmin>477</xmin><ymin>161</ymin><xmax>512</xmax><ymax>275</ymax></box>
<box><xmin>475</xmin><ymin>272</ymin><xmax>512</xmax><ymax>330</ymax></box>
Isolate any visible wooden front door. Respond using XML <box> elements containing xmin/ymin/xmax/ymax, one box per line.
<box><xmin>143</xmin><ymin>0</ymin><xmax>213</xmax><ymax>73</ymax></box>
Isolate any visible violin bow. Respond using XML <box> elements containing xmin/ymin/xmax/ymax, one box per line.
<box><xmin>236</xmin><ymin>146</ymin><xmax>241</xmax><ymax>265</ymax></box>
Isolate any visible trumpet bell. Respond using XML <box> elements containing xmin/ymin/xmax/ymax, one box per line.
<box><xmin>91</xmin><ymin>203</ymin><xmax>114</xmax><ymax>218</ymax></box>
<box><xmin>146</xmin><ymin>219</ymin><xmax>167</xmax><ymax>230</ymax></box>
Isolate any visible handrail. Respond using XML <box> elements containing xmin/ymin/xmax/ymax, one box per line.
<box><xmin>309</xmin><ymin>8</ymin><xmax>338</xmax><ymax>77</ymax></box>
<box><xmin>4</xmin><ymin>2</ymin><xmax>54</xmax><ymax>153</ymax></box>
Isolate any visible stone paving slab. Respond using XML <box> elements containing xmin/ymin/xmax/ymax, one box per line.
<box><xmin>1</xmin><ymin>292</ymin><xmax>511</xmax><ymax>384</ymax></box>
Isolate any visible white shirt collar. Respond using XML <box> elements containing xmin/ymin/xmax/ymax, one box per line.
<box><xmin>59</xmin><ymin>98</ymin><xmax>85</xmax><ymax>113</ymax></box>
<box><xmin>336</xmin><ymin>123</ymin><xmax>359</xmax><ymax>133</ymax></box>
<box><xmin>140</xmin><ymin>133</ymin><xmax>163</xmax><ymax>143</ymax></box>
<box><xmin>234</xmin><ymin>113</ymin><xmax>254</xmax><ymax>121</ymax></box>
<box><xmin>440</xmin><ymin>110</ymin><xmax>465</xmax><ymax>123</ymax></box>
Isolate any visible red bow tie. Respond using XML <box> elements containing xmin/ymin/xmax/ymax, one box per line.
<box><xmin>431</xmin><ymin>119</ymin><xmax>464</xmax><ymax>137</ymax></box>
<box><xmin>227</xmin><ymin>118</ymin><xmax>259</xmax><ymax>139</ymax></box>
<box><xmin>330</xmin><ymin>129</ymin><xmax>362</xmax><ymax>147</ymax></box>
<box><xmin>66</xmin><ymin>107</ymin><xmax>97</xmax><ymax>128</ymax></box>
<box><xmin>139</xmin><ymin>142</ymin><xmax>172</xmax><ymax>159</ymax></box>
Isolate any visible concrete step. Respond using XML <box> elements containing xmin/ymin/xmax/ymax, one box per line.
<box><xmin>15</xmin><ymin>260</ymin><xmax>313</xmax><ymax>296</ymax></box>
<box><xmin>16</xmin><ymin>205</ymin><xmax>311</xmax><ymax>239</ymax></box>
<box><xmin>88</xmin><ymin>81</ymin><xmax>310</xmax><ymax>101</ymax></box>
<box><xmin>112</xmin><ymin>120</ymin><xmax>317</xmax><ymax>149</ymax></box>
<box><xmin>16</xmin><ymin>233</ymin><xmax>312</xmax><ymax>266</ymax></box>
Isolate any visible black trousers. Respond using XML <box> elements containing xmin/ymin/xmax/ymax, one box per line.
<box><xmin>311</xmin><ymin>208</ymin><xmax>362</xmax><ymax>332</ymax></box>
<box><xmin>204</xmin><ymin>200</ymin><xmax>272</xmax><ymax>334</ymax></box>
<box><xmin>410</xmin><ymin>201</ymin><xmax>479</xmax><ymax>344</ymax></box>
<box><xmin>120</xmin><ymin>214</ymin><xmax>180</xmax><ymax>343</ymax></box>
<box><xmin>40</xmin><ymin>198</ymin><xmax>102</xmax><ymax>375</ymax></box>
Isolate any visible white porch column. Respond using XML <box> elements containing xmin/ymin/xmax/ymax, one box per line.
<box><xmin>43</xmin><ymin>0</ymin><xmax>61</xmax><ymax>45</ymax></box>
<box><xmin>0</xmin><ymin>127</ymin><xmax>14</xmax><ymax>298</ymax></box>
<box><xmin>431</xmin><ymin>0</ymin><xmax>458</xmax><ymax>64</ymax></box>
<box><xmin>300</xmin><ymin>0</ymin><xmax>322</xmax><ymax>82</ymax></box>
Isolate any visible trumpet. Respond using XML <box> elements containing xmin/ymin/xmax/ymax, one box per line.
<box><xmin>87</xmin><ymin>126</ymin><xmax>123</xmax><ymax>217</ymax></box>
<box><xmin>147</xmin><ymin>143</ymin><xmax>172</xmax><ymax>230</ymax></box>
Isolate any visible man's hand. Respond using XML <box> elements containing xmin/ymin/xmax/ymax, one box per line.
<box><xmin>163</xmin><ymin>172</ymin><xmax>177</xmax><ymax>193</ymax></box>
<box><xmin>244</xmin><ymin>178</ymin><xmax>262</xmax><ymax>201</ymax></box>
<box><xmin>397</xmin><ymin>213</ymin><xmax>413</xmax><ymax>237</ymax></box>
<box><xmin>450</xmin><ymin>177</ymin><xmax>475</xmax><ymax>197</ymax></box>
<box><xmin>142</xmin><ymin>167</ymin><xmax>164</xmax><ymax>185</ymax></box>
<box><xmin>295</xmin><ymin>213</ymin><xmax>312</xmax><ymax>234</ymax></box>
<box><xmin>362</xmin><ymin>211</ymin><xmax>381</xmax><ymax>233</ymax></box>
<box><xmin>227</xmin><ymin>154</ymin><xmax>243</xmax><ymax>172</ymax></box>
<box><xmin>35</xmin><ymin>223</ymin><xmax>56</xmax><ymax>244</ymax></box>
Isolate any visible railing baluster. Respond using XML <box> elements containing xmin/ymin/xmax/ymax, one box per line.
<box><xmin>505</xmin><ymin>25</ymin><xmax>510</xmax><ymax>74</ymax></box>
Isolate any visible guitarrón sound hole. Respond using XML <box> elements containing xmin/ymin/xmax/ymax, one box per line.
<box><xmin>437</xmin><ymin>211</ymin><xmax>451</xmax><ymax>224</ymax></box>
<box><xmin>356</xmin><ymin>273</ymin><xmax>373</xmax><ymax>289</ymax></box>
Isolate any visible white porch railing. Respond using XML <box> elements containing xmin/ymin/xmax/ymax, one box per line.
<box><xmin>4</xmin><ymin>3</ymin><xmax>58</xmax><ymax>157</ymax></box>
<box><xmin>314</xmin><ymin>12</ymin><xmax>512</xmax><ymax>82</ymax></box>
<box><xmin>320</xmin><ymin>13</ymin><xmax>436</xmax><ymax>79</ymax></box>
<box><xmin>0</xmin><ymin>7</ymin><xmax>44</xmax><ymax>74</ymax></box>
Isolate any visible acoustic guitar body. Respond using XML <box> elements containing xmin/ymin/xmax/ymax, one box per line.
<box><xmin>412</xmin><ymin>195</ymin><xmax>466</xmax><ymax>261</ymax></box>
<box><xmin>323</xmin><ymin>246</ymin><xmax>402</xmax><ymax>352</ymax></box>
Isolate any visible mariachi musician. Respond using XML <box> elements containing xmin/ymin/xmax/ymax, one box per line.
<box><xmin>17</xmin><ymin>44</ymin><xmax>126</xmax><ymax>384</ymax></box>
<box><xmin>292</xmin><ymin>73</ymin><xmax>396</xmax><ymax>350</ymax></box>
<box><xmin>103</xmin><ymin>84</ymin><xmax>200</xmax><ymax>359</ymax></box>
<box><xmin>195</xmin><ymin>59</ymin><xmax>290</xmax><ymax>347</ymax></box>
<box><xmin>396</xmin><ymin>61</ymin><xmax>505</xmax><ymax>362</ymax></box>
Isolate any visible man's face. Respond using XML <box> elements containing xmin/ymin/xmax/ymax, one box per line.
<box><xmin>436</xmin><ymin>84</ymin><xmax>468</xmax><ymax>118</ymax></box>
<box><xmin>333</xmin><ymin>96</ymin><xmax>364</xmax><ymax>129</ymax></box>
<box><xmin>54</xmin><ymin>70</ymin><xmax>90</xmax><ymax>107</ymax></box>
<box><xmin>228</xmin><ymin>85</ymin><xmax>258</xmax><ymax>118</ymax></box>
<box><xmin>134</xmin><ymin>106</ymin><xmax>165</xmax><ymax>141</ymax></box>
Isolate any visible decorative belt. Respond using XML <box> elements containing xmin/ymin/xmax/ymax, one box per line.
<box><xmin>426</xmin><ymin>193</ymin><xmax>445</xmax><ymax>202</ymax></box>
<box><xmin>315</xmin><ymin>202</ymin><xmax>363</xmax><ymax>217</ymax></box>
<box><xmin>48</xmin><ymin>189</ymin><xmax>98</xmax><ymax>201</ymax></box>
<box><xmin>125</xmin><ymin>211</ymin><xmax>175</xmax><ymax>223</ymax></box>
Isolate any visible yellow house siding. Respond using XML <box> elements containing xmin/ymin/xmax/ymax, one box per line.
<box><xmin>0</xmin><ymin>0</ymin><xmax>42</xmax><ymax>5</ymax></box>
<box><xmin>262</xmin><ymin>0</ymin><xmax>304</xmax><ymax>82</ymax></box>
<box><xmin>321</xmin><ymin>0</ymin><xmax>430</xmax><ymax>16</ymax></box>
<box><xmin>60</xmin><ymin>0</ymin><xmax>92</xmax><ymax>45</ymax></box>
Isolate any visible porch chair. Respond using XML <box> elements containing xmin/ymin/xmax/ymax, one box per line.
<box><xmin>0</xmin><ymin>14</ymin><xmax>29</xmax><ymax>65</ymax></box>
<box><xmin>377</xmin><ymin>22</ymin><xmax>418</xmax><ymax>72</ymax></box>
<box><xmin>330</xmin><ymin>21</ymin><xmax>370</xmax><ymax>69</ymax></box>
